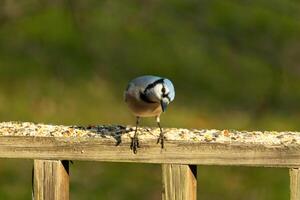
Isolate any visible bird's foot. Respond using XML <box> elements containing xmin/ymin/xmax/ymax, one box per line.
<box><xmin>130</xmin><ymin>136</ymin><xmax>140</xmax><ymax>154</ymax></box>
<box><xmin>157</xmin><ymin>134</ymin><xmax>166</xmax><ymax>149</ymax></box>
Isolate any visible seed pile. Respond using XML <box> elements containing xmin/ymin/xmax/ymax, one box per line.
<box><xmin>0</xmin><ymin>121</ymin><xmax>299</xmax><ymax>146</ymax></box>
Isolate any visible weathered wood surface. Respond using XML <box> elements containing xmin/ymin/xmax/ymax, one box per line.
<box><xmin>290</xmin><ymin>168</ymin><xmax>300</xmax><ymax>200</ymax></box>
<box><xmin>162</xmin><ymin>164</ymin><xmax>197</xmax><ymax>200</ymax></box>
<box><xmin>33</xmin><ymin>160</ymin><xmax>69</xmax><ymax>200</ymax></box>
<box><xmin>1</xmin><ymin>122</ymin><xmax>300</xmax><ymax>167</ymax></box>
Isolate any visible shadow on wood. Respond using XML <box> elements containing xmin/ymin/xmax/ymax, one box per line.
<box><xmin>162</xmin><ymin>164</ymin><xmax>197</xmax><ymax>200</ymax></box>
<box><xmin>33</xmin><ymin>160</ymin><xmax>69</xmax><ymax>200</ymax></box>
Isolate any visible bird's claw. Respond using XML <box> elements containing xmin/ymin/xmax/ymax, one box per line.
<box><xmin>130</xmin><ymin>137</ymin><xmax>140</xmax><ymax>154</ymax></box>
<box><xmin>157</xmin><ymin>134</ymin><xmax>165</xmax><ymax>149</ymax></box>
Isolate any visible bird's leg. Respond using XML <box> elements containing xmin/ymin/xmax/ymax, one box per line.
<box><xmin>156</xmin><ymin>116</ymin><xmax>165</xmax><ymax>149</ymax></box>
<box><xmin>130</xmin><ymin>116</ymin><xmax>140</xmax><ymax>154</ymax></box>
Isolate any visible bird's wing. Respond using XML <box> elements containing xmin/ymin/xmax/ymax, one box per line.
<box><xmin>130</xmin><ymin>75</ymin><xmax>162</xmax><ymax>90</ymax></box>
<box><xmin>124</xmin><ymin>75</ymin><xmax>162</xmax><ymax>102</ymax></box>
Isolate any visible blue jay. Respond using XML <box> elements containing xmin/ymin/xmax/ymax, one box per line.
<box><xmin>125</xmin><ymin>75</ymin><xmax>175</xmax><ymax>153</ymax></box>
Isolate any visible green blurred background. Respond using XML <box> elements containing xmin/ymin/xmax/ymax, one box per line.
<box><xmin>0</xmin><ymin>0</ymin><xmax>300</xmax><ymax>199</ymax></box>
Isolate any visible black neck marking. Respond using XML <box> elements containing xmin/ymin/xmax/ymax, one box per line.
<box><xmin>162</xmin><ymin>92</ymin><xmax>171</xmax><ymax>101</ymax></box>
<box><xmin>140</xmin><ymin>92</ymin><xmax>157</xmax><ymax>103</ymax></box>
<box><xmin>144</xmin><ymin>78</ymin><xmax>165</xmax><ymax>92</ymax></box>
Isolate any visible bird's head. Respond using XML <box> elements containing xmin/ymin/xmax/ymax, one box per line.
<box><xmin>143</xmin><ymin>78</ymin><xmax>175</xmax><ymax>112</ymax></box>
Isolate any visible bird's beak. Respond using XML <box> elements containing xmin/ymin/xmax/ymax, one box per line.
<box><xmin>161</xmin><ymin>99</ymin><xmax>169</xmax><ymax>112</ymax></box>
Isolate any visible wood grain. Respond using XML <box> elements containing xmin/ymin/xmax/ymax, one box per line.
<box><xmin>162</xmin><ymin>164</ymin><xmax>197</xmax><ymax>200</ymax></box>
<box><xmin>0</xmin><ymin>122</ymin><xmax>300</xmax><ymax>167</ymax></box>
<box><xmin>290</xmin><ymin>168</ymin><xmax>300</xmax><ymax>200</ymax></box>
<box><xmin>33</xmin><ymin>160</ymin><xmax>69</xmax><ymax>200</ymax></box>
<box><xmin>0</xmin><ymin>136</ymin><xmax>299</xmax><ymax>167</ymax></box>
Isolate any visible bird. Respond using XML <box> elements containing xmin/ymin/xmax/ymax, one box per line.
<box><xmin>124</xmin><ymin>75</ymin><xmax>175</xmax><ymax>153</ymax></box>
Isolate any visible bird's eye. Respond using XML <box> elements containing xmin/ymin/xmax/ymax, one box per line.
<box><xmin>161</xmin><ymin>87</ymin><xmax>166</xmax><ymax>94</ymax></box>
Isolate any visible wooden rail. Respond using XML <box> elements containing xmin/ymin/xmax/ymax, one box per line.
<box><xmin>1</xmin><ymin>121</ymin><xmax>300</xmax><ymax>199</ymax></box>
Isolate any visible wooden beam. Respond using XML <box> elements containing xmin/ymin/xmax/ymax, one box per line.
<box><xmin>33</xmin><ymin>160</ymin><xmax>69</xmax><ymax>200</ymax></box>
<box><xmin>162</xmin><ymin>164</ymin><xmax>197</xmax><ymax>200</ymax></box>
<box><xmin>0</xmin><ymin>122</ymin><xmax>300</xmax><ymax>167</ymax></box>
<box><xmin>290</xmin><ymin>168</ymin><xmax>300</xmax><ymax>200</ymax></box>
<box><xmin>0</xmin><ymin>136</ymin><xmax>299</xmax><ymax>167</ymax></box>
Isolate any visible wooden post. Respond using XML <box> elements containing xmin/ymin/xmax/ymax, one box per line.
<box><xmin>33</xmin><ymin>160</ymin><xmax>69</xmax><ymax>200</ymax></box>
<box><xmin>290</xmin><ymin>168</ymin><xmax>300</xmax><ymax>200</ymax></box>
<box><xmin>162</xmin><ymin>164</ymin><xmax>197</xmax><ymax>200</ymax></box>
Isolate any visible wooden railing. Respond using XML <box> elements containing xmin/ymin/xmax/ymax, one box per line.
<box><xmin>0</xmin><ymin>121</ymin><xmax>300</xmax><ymax>200</ymax></box>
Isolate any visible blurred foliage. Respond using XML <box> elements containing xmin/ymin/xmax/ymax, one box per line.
<box><xmin>0</xmin><ymin>0</ymin><xmax>300</xmax><ymax>199</ymax></box>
